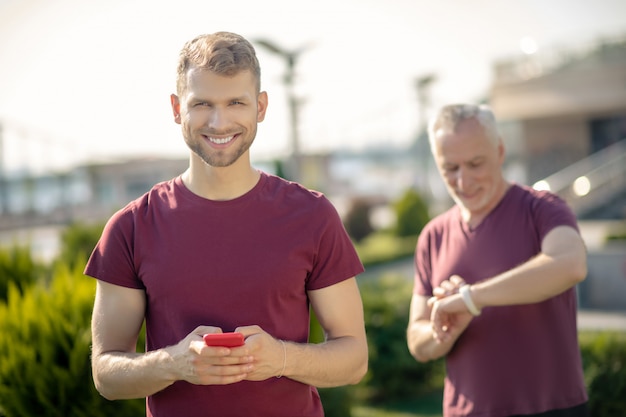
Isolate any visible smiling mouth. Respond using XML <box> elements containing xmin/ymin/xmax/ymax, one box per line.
<box><xmin>456</xmin><ymin>189</ymin><xmax>479</xmax><ymax>200</ymax></box>
<box><xmin>206</xmin><ymin>135</ymin><xmax>235</xmax><ymax>145</ymax></box>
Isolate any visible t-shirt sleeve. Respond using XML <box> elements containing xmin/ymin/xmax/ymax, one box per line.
<box><xmin>531</xmin><ymin>191</ymin><xmax>580</xmax><ymax>242</ymax></box>
<box><xmin>84</xmin><ymin>205</ymin><xmax>145</xmax><ymax>290</ymax></box>
<box><xmin>305</xmin><ymin>196</ymin><xmax>364</xmax><ymax>291</ymax></box>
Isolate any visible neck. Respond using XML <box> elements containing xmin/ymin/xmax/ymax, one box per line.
<box><xmin>182</xmin><ymin>154</ymin><xmax>260</xmax><ymax>201</ymax></box>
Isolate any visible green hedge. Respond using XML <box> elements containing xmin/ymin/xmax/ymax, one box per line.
<box><xmin>359</xmin><ymin>274</ymin><xmax>444</xmax><ymax>403</ymax></box>
<box><xmin>0</xmin><ymin>262</ymin><xmax>144</xmax><ymax>417</ymax></box>
<box><xmin>355</xmin><ymin>233</ymin><xmax>417</xmax><ymax>268</ymax></box>
<box><xmin>0</xmin><ymin>245</ymin><xmax>43</xmax><ymax>302</ymax></box>
<box><xmin>580</xmin><ymin>331</ymin><xmax>626</xmax><ymax>417</ymax></box>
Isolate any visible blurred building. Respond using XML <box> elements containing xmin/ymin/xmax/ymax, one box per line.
<box><xmin>490</xmin><ymin>34</ymin><xmax>626</xmax><ymax>220</ymax></box>
<box><xmin>0</xmin><ymin>158</ymin><xmax>188</xmax><ymax>228</ymax></box>
<box><xmin>0</xmin><ymin>157</ymin><xmax>188</xmax><ymax>260</ymax></box>
<box><xmin>489</xmin><ymin>34</ymin><xmax>626</xmax><ymax>311</ymax></box>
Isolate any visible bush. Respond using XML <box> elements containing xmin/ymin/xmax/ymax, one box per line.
<box><xmin>358</xmin><ymin>274</ymin><xmax>444</xmax><ymax>402</ymax></box>
<box><xmin>56</xmin><ymin>222</ymin><xmax>105</xmax><ymax>271</ymax></box>
<box><xmin>344</xmin><ymin>198</ymin><xmax>375</xmax><ymax>243</ymax></box>
<box><xmin>393</xmin><ymin>188</ymin><xmax>430</xmax><ymax>237</ymax></box>
<box><xmin>0</xmin><ymin>261</ymin><xmax>144</xmax><ymax>417</ymax></box>
<box><xmin>0</xmin><ymin>245</ymin><xmax>44</xmax><ymax>303</ymax></box>
<box><xmin>579</xmin><ymin>331</ymin><xmax>626</xmax><ymax>417</ymax></box>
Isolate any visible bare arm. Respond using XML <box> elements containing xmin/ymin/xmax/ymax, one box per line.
<box><xmin>407</xmin><ymin>283</ymin><xmax>473</xmax><ymax>362</ymax></box>
<box><xmin>237</xmin><ymin>277</ymin><xmax>368</xmax><ymax>387</ymax></box>
<box><xmin>470</xmin><ymin>225</ymin><xmax>587</xmax><ymax>307</ymax></box>
<box><xmin>430</xmin><ymin>226</ymin><xmax>587</xmax><ymax>342</ymax></box>
<box><xmin>91</xmin><ymin>281</ymin><xmax>253</xmax><ymax>400</ymax></box>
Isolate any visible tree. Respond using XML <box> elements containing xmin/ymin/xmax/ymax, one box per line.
<box><xmin>344</xmin><ymin>198</ymin><xmax>374</xmax><ymax>242</ymax></box>
<box><xmin>393</xmin><ymin>188</ymin><xmax>430</xmax><ymax>237</ymax></box>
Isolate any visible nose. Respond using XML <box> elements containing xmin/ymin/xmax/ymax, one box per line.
<box><xmin>207</xmin><ymin>107</ymin><xmax>228</xmax><ymax>130</ymax></box>
<box><xmin>454</xmin><ymin>167</ymin><xmax>470</xmax><ymax>191</ymax></box>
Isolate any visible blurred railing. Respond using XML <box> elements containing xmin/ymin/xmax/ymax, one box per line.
<box><xmin>533</xmin><ymin>139</ymin><xmax>626</xmax><ymax>218</ymax></box>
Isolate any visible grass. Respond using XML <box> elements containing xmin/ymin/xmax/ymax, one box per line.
<box><xmin>352</xmin><ymin>392</ymin><xmax>443</xmax><ymax>417</ymax></box>
<box><xmin>355</xmin><ymin>232</ymin><xmax>418</xmax><ymax>267</ymax></box>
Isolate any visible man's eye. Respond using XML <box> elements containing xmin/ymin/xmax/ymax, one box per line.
<box><xmin>194</xmin><ymin>102</ymin><xmax>210</xmax><ymax>107</ymax></box>
<box><xmin>231</xmin><ymin>101</ymin><xmax>244</xmax><ymax>105</ymax></box>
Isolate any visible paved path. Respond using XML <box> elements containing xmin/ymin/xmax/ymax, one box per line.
<box><xmin>577</xmin><ymin>309</ymin><xmax>626</xmax><ymax>331</ymax></box>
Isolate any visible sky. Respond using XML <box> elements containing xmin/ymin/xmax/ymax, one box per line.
<box><xmin>0</xmin><ymin>0</ymin><xmax>625</xmax><ymax>174</ymax></box>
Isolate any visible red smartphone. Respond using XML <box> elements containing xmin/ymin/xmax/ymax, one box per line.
<box><xmin>203</xmin><ymin>332</ymin><xmax>245</xmax><ymax>347</ymax></box>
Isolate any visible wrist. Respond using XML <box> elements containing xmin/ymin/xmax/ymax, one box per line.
<box><xmin>459</xmin><ymin>285</ymin><xmax>481</xmax><ymax>316</ymax></box>
<box><xmin>276</xmin><ymin>340</ymin><xmax>287</xmax><ymax>378</ymax></box>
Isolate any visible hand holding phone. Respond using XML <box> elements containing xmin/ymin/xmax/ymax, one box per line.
<box><xmin>203</xmin><ymin>332</ymin><xmax>245</xmax><ymax>347</ymax></box>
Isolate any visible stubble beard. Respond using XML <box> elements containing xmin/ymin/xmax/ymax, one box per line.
<box><xmin>184</xmin><ymin>127</ymin><xmax>256</xmax><ymax>168</ymax></box>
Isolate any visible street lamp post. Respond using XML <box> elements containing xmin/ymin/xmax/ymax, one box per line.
<box><xmin>255</xmin><ymin>39</ymin><xmax>308</xmax><ymax>182</ymax></box>
<box><xmin>415</xmin><ymin>74</ymin><xmax>436</xmax><ymax>132</ymax></box>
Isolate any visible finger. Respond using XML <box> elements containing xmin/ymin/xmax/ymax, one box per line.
<box><xmin>449</xmin><ymin>275</ymin><xmax>466</xmax><ymax>288</ymax></box>
<box><xmin>431</xmin><ymin>319</ymin><xmax>446</xmax><ymax>343</ymax></box>
<box><xmin>432</xmin><ymin>287</ymin><xmax>447</xmax><ymax>298</ymax></box>
<box><xmin>196</xmin><ymin>341</ymin><xmax>232</xmax><ymax>357</ymax></box>
<box><xmin>427</xmin><ymin>296</ymin><xmax>437</xmax><ymax>307</ymax></box>
<box><xmin>430</xmin><ymin>304</ymin><xmax>443</xmax><ymax>340</ymax></box>
<box><xmin>195</xmin><ymin>363</ymin><xmax>254</xmax><ymax>385</ymax></box>
<box><xmin>439</xmin><ymin>280</ymin><xmax>454</xmax><ymax>291</ymax></box>
<box><xmin>234</xmin><ymin>325</ymin><xmax>262</xmax><ymax>337</ymax></box>
<box><xmin>193</xmin><ymin>326</ymin><xmax>223</xmax><ymax>338</ymax></box>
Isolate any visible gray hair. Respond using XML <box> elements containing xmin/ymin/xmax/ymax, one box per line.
<box><xmin>427</xmin><ymin>104</ymin><xmax>500</xmax><ymax>149</ymax></box>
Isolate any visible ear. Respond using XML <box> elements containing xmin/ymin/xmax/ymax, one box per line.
<box><xmin>497</xmin><ymin>137</ymin><xmax>505</xmax><ymax>164</ymax></box>
<box><xmin>170</xmin><ymin>94</ymin><xmax>181</xmax><ymax>125</ymax></box>
<box><xmin>256</xmin><ymin>91</ymin><xmax>268</xmax><ymax>123</ymax></box>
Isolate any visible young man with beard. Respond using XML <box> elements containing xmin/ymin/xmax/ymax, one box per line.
<box><xmin>85</xmin><ymin>31</ymin><xmax>367</xmax><ymax>417</ymax></box>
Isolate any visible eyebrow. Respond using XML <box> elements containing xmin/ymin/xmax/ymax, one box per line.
<box><xmin>442</xmin><ymin>156</ymin><xmax>484</xmax><ymax>168</ymax></box>
<box><xmin>188</xmin><ymin>94</ymin><xmax>251</xmax><ymax>104</ymax></box>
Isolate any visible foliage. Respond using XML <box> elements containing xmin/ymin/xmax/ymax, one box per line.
<box><xmin>393</xmin><ymin>188</ymin><xmax>430</xmax><ymax>238</ymax></box>
<box><xmin>359</xmin><ymin>274</ymin><xmax>444</xmax><ymax>402</ymax></box>
<box><xmin>606</xmin><ymin>229</ymin><xmax>626</xmax><ymax>242</ymax></box>
<box><xmin>56</xmin><ymin>222</ymin><xmax>105</xmax><ymax>271</ymax></box>
<box><xmin>0</xmin><ymin>245</ymin><xmax>44</xmax><ymax>303</ymax></box>
<box><xmin>353</xmin><ymin>392</ymin><xmax>444</xmax><ymax>417</ymax></box>
<box><xmin>0</xmin><ymin>260</ymin><xmax>144</xmax><ymax>417</ymax></box>
<box><xmin>355</xmin><ymin>232</ymin><xmax>417</xmax><ymax>268</ymax></box>
<box><xmin>344</xmin><ymin>198</ymin><xmax>375</xmax><ymax>242</ymax></box>
<box><xmin>273</xmin><ymin>159</ymin><xmax>287</xmax><ymax>180</ymax></box>
<box><xmin>579</xmin><ymin>331</ymin><xmax>626</xmax><ymax>417</ymax></box>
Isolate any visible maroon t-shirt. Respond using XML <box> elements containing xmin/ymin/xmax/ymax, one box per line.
<box><xmin>85</xmin><ymin>172</ymin><xmax>364</xmax><ymax>417</ymax></box>
<box><xmin>414</xmin><ymin>184</ymin><xmax>588</xmax><ymax>417</ymax></box>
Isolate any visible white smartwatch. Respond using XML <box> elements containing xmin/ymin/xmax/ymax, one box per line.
<box><xmin>459</xmin><ymin>284</ymin><xmax>481</xmax><ymax>316</ymax></box>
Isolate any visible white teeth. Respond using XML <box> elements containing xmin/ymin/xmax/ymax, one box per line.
<box><xmin>208</xmin><ymin>135</ymin><xmax>234</xmax><ymax>144</ymax></box>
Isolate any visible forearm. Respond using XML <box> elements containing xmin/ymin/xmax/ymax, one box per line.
<box><xmin>281</xmin><ymin>335</ymin><xmax>368</xmax><ymax>387</ymax></box>
<box><xmin>472</xmin><ymin>251</ymin><xmax>586</xmax><ymax>309</ymax></box>
<box><xmin>92</xmin><ymin>348</ymin><xmax>177</xmax><ymax>400</ymax></box>
<box><xmin>407</xmin><ymin>320</ymin><xmax>456</xmax><ymax>362</ymax></box>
